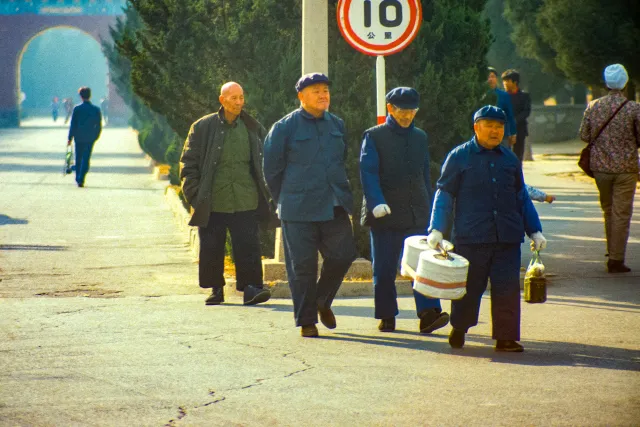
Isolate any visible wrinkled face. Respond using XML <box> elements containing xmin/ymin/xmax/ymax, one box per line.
<box><xmin>387</xmin><ymin>104</ymin><xmax>418</xmax><ymax>128</ymax></box>
<box><xmin>298</xmin><ymin>83</ymin><xmax>330</xmax><ymax>114</ymax></box>
<box><xmin>487</xmin><ymin>72</ymin><xmax>498</xmax><ymax>89</ymax></box>
<box><xmin>502</xmin><ymin>79</ymin><xmax>517</xmax><ymax>92</ymax></box>
<box><xmin>474</xmin><ymin>119</ymin><xmax>505</xmax><ymax>148</ymax></box>
<box><xmin>219</xmin><ymin>84</ymin><xmax>245</xmax><ymax>117</ymax></box>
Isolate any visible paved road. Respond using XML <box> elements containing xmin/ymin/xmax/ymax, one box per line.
<box><xmin>1</xmin><ymin>126</ymin><xmax>639</xmax><ymax>426</ymax></box>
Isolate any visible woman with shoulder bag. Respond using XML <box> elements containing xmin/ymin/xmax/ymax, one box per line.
<box><xmin>579</xmin><ymin>64</ymin><xmax>640</xmax><ymax>273</ymax></box>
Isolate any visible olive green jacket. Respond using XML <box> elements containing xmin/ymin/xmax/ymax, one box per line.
<box><xmin>179</xmin><ymin>107</ymin><xmax>277</xmax><ymax>228</ymax></box>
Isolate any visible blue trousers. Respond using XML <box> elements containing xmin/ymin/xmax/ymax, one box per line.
<box><xmin>371</xmin><ymin>227</ymin><xmax>441</xmax><ymax>319</ymax></box>
<box><xmin>451</xmin><ymin>243</ymin><xmax>521</xmax><ymax>341</ymax></box>
<box><xmin>281</xmin><ymin>208</ymin><xmax>357</xmax><ymax>326</ymax></box>
<box><xmin>74</xmin><ymin>139</ymin><xmax>96</xmax><ymax>185</ymax></box>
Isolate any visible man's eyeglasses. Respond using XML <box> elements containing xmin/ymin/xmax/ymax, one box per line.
<box><xmin>392</xmin><ymin>106</ymin><xmax>419</xmax><ymax>115</ymax></box>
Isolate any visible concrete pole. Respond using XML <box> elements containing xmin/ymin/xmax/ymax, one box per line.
<box><xmin>302</xmin><ymin>0</ymin><xmax>329</xmax><ymax>75</ymax></box>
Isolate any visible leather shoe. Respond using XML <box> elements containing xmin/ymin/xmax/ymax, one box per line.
<box><xmin>448</xmin><ymin>328</ymin><xmax>466</xmax><ymax>349</ymax></box>
<box><xmin>318</xmin><ymin>306</ymin><xmax>336</xmax><ymax>329</ymax></box>
<box><xmin>607</xmin><ymin>259</ymin><xmax>631</xmax><ymax>273</ymax></box>
<box><xmin>243</xmin><ymin>285</ymin><xmax>271</xmax><ymax>305</ymax></box>
<box><xmin>419</xmin><ymin>308</ymin><xmax>450</xmax><ymax>334</ymax></box>
<box><xmin>205</xmin><ymin>287</ymin><xmax>224</xmax><ymax>305</ymax></box>
<box><xmin>300</xmin><ymin>324</ymin><xmax>319</xmax><ymax>337</ymax></box>
<box><xmin>378</xmin><ymin>318</ymin><xmax>395</xmax><ymax>332</ymax></box>
<box><xmin>495</xmin><ymin>340</ymin><xmax>524</xmax><ymax>352</ymax></box>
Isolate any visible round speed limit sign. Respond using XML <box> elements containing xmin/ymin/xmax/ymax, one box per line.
<box><xmin>337</xmin><ymin>0</ymin><xmax>422</xmax><ymax>56</ymax></box>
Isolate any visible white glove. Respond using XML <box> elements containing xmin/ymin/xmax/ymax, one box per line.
<box><xmin>426</xmin><ymin>230</ymin><xmax>443</xmax><ymax>249</ymax></box>
<box><xmin>530</xmin><ymin>232</ymin><xmax>547</xmax><ymax>252</ymax></box>
<box><xmin>372</xmin><ymin>204</ymin><xmax>391</xmax><ymax>218</ymax></box>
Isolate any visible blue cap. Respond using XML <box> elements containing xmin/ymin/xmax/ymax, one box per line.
<box><xmin>295</xmin><ymin>73</ymin><xmax>330</xmax><ymax>92</ymax></box>
<box><xmin>473</xmin><ymin>105</ymin><xmax>506</xmax><ymax>123</ymax></box>
<box><xmin>385</xmin><ymin>87</ymin><xmax>420</xmax><ymax>109</ymax></box>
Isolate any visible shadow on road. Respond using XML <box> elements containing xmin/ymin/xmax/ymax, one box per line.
<box><xmin>0</xmin><ymin>244</ymin><xmax>67</xmax><ymax>251</ymax></box>
<box><xmin>0</xmin><ymin>214</ymin><xmax>28</xmax><ymax>226</ymax></box>
<box><xmin>0</xmin><ymin>163</ymin><xmax>151</xmax><ymax>174</ymax></box>
<box><xmin>0</xmin><ymin>151</ymin><xmax>145</xmax><ymax>160</ymax></box>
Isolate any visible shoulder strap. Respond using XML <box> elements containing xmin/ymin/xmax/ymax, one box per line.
<box><xmin>592</xmin><ymin>99</ymin><xmax>629</xmax><ymax>143</ymax></box>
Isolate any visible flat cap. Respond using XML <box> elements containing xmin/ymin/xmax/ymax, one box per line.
<box><xmin>295</xmin><ymin>73</ymin><xmax>330</xmax><ymax>92</ymax></box>
<box><xmin>604</xmin><ymin>64</ymin><xmax>628</xmax><ymax>90</ymax></box>
<box><xmin>473</xmin><ymin>105</ymin><xmax>506</xmax><ymax>123</ymax></box>
<box><xmin>385</xmin><ymin>87</ymin><xmax>420</xmax><ymax>109</ymax></box>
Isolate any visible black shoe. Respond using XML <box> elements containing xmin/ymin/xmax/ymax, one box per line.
<box><xmin>495</xmin><ymin>340</ymin><xmax>524</xmax><ymax>352</ymax></box>
<box><xmin>419</xmin><ymin>308</ymin><xmax>450</xmax><ymax>334</ymax></box>
<box><xmin>205</xmin><ymin>287</ymin><xmax>224</xmax><ymax>305</ymax></box>
<box><xmin>607</xmin><ymin>259</ymin><xmax>631</xmax><ymax>273</ymax></box>
<box><xmin>449</xmin><ymin>328</ymin><xmax>466</xmax><ymax>349</ymax></box>
<box><xmin>77</xmin><ymin>182</ymin><xmax>84</xmax><ymax>188</ymax></box>
<box><xmin>243</xmin><ymin>285</ymin><xmax>271</xmax><ymax>306</ymax></box>
<box><xmin>378</xmin><ymin>318</ymin><xmax>395</xmax><ymax>332</ymax></box>
<box><xmin>318</xmin><ymin>306</ymin><xmax>336</xmax><ymax>329</ymax></box>
<box><xmin>301</xmin><ymin>324</ymin><xmax>319</xmax><ymax>337</ymax></box>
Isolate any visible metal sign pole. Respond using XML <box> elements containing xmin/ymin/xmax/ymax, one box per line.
<box><xmin>376</xmin><ymin>55</ymin><xmax>386</xmax><ymax>125</ymax></box>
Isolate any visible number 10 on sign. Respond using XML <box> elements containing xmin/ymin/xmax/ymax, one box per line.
<box><xmin>337</xmin><ymin>0</ymin><xmax>422</xmax><ymax>123</ymax></box>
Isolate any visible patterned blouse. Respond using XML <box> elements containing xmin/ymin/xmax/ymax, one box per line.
<box><xmin>579</xmin><ymin>91</ymin><xmax>640</xmax><ymax>174</ymax></box>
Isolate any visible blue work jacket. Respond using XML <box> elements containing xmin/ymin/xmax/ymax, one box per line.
<box><xmin>263</xmin><ymin>108</ymin><xmax>354</xmax><ymax>222</ymax></box>
<box><xmin>68</xmin><ymin>101</ymin><xmax>102</xmax><ymax>143</ymax></box>
<box><xmin>491</xmin><ymin>88</ymin><xmax>517</xmax><ymax>137</ymax></box>
<box><xmin>429</xmin><ymin>137</ymin><xmax>542</xmax><ymax>244</ymax></box>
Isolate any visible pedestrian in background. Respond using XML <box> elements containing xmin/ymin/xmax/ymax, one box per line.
<box><xmin>502</xmin><ymin>69</ymin><xmax>531</xmax><ymax>163</ymax></box>
<box><xmin>179</xmin><ymin>82</ymin><xmax>275</xmax><ymax>306</ymax></box>
<box><xmin>51</xmin><ymin>97</ymin><xmax>59</xmax><ymax>122</ymax></box>
<box><xmin>63</xmin><ymin>97</ymin><xmax>73</xmax><ymax>124</ymax></box>
<box><xmin>263</xmin><ymin>73</ymin><xmax>357</xmax><ymax>338</ymax></box>
<box><xmin>67</xmin><ymin>87</ymin><xmax>101</xmax><ymax>188</ymax></box>
<box><xmin>428</xmin><ymin>106</ymin><xmax>546</xmax><ymax>352</ymax></box>
<box><xmin>487</xmin><ymin>67</ymin><xmax>517</xmax><ymax>149</ymax></box>
<box><xmin>360</xmin><ymin>87</ymin><xmax>448</xmax><ymax>334</ymax></box>
<box><xmin>579</xmin><ymin>64</ymin><xmax>639</xmax><ymax>274</ymax></box>
<box><xmin>100</xmin><ymin>97</ymin><xmax>109</xmax><ymax>126</ymax></box>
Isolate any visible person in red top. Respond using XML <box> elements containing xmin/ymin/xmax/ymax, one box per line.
<box><xmin>579</xmin><ymin>64</ymin><xmax>640</xmax><ymax>273</ymax></box>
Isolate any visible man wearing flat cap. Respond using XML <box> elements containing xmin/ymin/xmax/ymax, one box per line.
<box><xmin>360</xmin><ymin>87</ymin><xmax>448</xmax><ymax>334</ymax></box>
<box><xmin>579</xmin><ymin>64</ymin><xmax>639</xmax><ymax>273</ymax></box>
<box><xmin>263</xmin><ymin>72</ymin><xmax>357</xmax><ymax>337</ymax></box>
<box><xmin>427</xmin><ymin>105</ymin><xmax>546</xmax><ymax>352</ymax></box>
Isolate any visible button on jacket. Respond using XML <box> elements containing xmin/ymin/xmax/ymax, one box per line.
<box><xmin>430</xmin><ymin>137</ymin><xmax>541</xmax><ymax>244</ymax></box>
<box><xmin>263</xmin><ymin>108</ymin><xmax>354</xmax><ymax>222</ymax></box>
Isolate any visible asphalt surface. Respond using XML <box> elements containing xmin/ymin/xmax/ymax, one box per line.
<box><xmin>1</xmin><ymin>124</ymin><xmax>639</xmax><ymax>426</ymax></box>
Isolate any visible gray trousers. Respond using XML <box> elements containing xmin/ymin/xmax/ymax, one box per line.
<box><xmin>594</xmin><ymin>172</ymin><xmax>637</xmax><ymax>261</ymax></box>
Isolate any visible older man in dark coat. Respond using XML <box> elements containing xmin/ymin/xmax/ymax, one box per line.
<box><xmin>263</xmin><ymin>73</ymin><xmax>357</xmax><ymax>338</ymax></box>
<box><xmin>180</xmin><ymin>82</ymin><xmax>275</xmax><ymax>307</ymax></box>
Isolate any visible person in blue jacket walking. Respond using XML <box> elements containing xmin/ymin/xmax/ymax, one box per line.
<box><xmin>67</xmin><ymin>87</ymin><xmax>102</xmax><ymax>187</ymax></box>
<box><xmin>427</xmin><ymin>106</ymin><xmax>547</xmax><ymax>352</ymax></box>
<box><xmin>487</xmin><ymin>67</ymin><xmax>517</xmax><ymax>149</ymax></box>
<box><xmin>263</xmin><ymin>73</ymin><xmax>357</xmax><ymax>338</ymax></box>
<box><xmin>360</xmin><ymin>87</ymin><xmax>449</xmax><ymax>334</ymax></box>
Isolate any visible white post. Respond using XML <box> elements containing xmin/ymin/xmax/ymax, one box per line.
<box><xmin>302</xmin><ymin>0</ymin><xmax>329</xmax><ymax>75</ymax></box>
<box><xmin>376</xmin><ymin>55</ymin><xmax>386</xmax><ymax>124</ymax></box>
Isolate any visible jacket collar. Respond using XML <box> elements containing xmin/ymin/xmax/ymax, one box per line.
<box><xmin>386</xmin><ymin>114</ymin><xmax>414</xmax><ymax>135</ymax></box>
<box><xmin>299</xmin><ymin>107</ymin><xmax>330</xmax><ymax>121</ymax></box>
<box><xmin>470</xmin><ymin>136</ymin><xmax>506</xmax><ymax>154</ymax></box>
<box><xmin>217</xmin><ymin>106</ymin><xmax>260</xmax><ymax>132</ymax></box>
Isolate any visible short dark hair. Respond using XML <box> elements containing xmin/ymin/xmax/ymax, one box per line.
<box><xmin>501</xmin><ymin>69</ymin><xmax>520</xmax><ymax>84</ymax></box>
<box><xmin>487</xmin><ymin>67</ymin><xmax>498</xmax><ymax>77</ymax></box>
<box><xmin>78</xmin><ymin>87</ymin><xmax>91</xmax><ymax>100</ymax></box>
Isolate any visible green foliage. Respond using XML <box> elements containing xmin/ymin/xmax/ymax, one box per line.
<box><xmin>484</xmin><ymin>0</ymin><xmax>578</xmax><ymax>103</ymax></box>
<box><xmin>115</xmin><ymin>0</ymin><xmax>491</xmax><ymax>259</ymax></box>
<box><xmin>505</xmin><ymin>0</ymin><xmax>640</xmax><ymax>88</ymax></box>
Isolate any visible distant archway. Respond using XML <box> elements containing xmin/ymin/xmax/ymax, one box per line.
<box><xmin>0</xmin><ymin>2</ymin><xmax>127</xmax><ymax>127</ymax></box>
<box><xmin>18</xmin><ymin>26</ymin><xmax>109</xmax><ymax>123</ymax></box>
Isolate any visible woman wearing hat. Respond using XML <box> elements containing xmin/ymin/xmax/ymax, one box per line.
<box><xmin>579</xmin><ymin>64</ymin><xmax>639</xmax><ymax>273</ymax></box>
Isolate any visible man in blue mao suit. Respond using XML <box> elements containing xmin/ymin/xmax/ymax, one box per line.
<box><xmin>360</xmin><ymin>87</ymin><xmax>449</xmax><ymax>334</ymax></box>
<box><xmin>67</xmin><ymin>87</ymin><xmax>102</xmax><ymax>187</ymax></box>
<box><xmin>263</xmin><ymin>73</ymin><xmax>357</xmax><ymax>338</ymax></box>
<box><xmin>427</xmin><ymin>106</ymin><xmax>547</xmax><ymax>352</ymax></box>
<box><xmin>487</xmin><ymin>67</ymin><xmax>517</xmax><ymax>149</ymax></box>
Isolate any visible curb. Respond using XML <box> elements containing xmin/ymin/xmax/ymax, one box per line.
<box><xmin>162</xmin><ymin>185</ymin><xmax>414</xmax><ymax>298</ymax></box>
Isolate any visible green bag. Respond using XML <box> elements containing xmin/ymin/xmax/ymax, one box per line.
<box><xmin>63</xmin><ymin>144</ymin><xmax>74</xmax><ymax>175</ymax></box>
<box><xmin>524</xmin><ymin>251</ymin><xmax>546</xmax><ymax>304</ymax></box>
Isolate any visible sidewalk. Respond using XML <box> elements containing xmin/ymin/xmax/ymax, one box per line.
<box><xmin>1</xmin><ymin>128</ymin><xmax>638</xmax><ymax>426</ymax></box>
